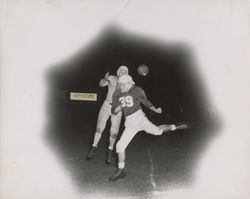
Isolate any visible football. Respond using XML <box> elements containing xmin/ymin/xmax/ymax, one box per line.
<box><xmin>137</xmin><ymin>64</ymin><xmax>149</xmax><ymax>76</ymax></box>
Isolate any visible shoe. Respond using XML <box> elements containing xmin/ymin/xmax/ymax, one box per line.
<box><xmin>175</xmin><ymin>122</ymin><xmax>191</xmax><ymax>130</ymax></box>
<box><xmin>105</xmin><ymin>149</ymin><xmax>113</xmax><ymax>164</ymax></box>
<box><xmin>160</xmin><ymin>123</ymin><xmax>191</xmax><ymax>133</ymax></box>
<box><xmin>109</xmin><ymin>168</ymin><xmax>126</xmax><ymax>181</ymax></box>
<box><xmin>86</xmin><ymin>146</ymin><xmax>97</xmax><ymax>160</ymax></box>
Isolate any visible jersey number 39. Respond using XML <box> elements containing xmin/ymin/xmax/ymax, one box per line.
<box><xmin>119</xmin><ymin>96</ymin><xmax>134</xmax><ymax>107</ymax></box>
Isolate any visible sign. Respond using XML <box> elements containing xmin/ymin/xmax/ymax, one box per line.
<box><xmin>70</xmin><ymin>92</ymin><xmax>97</xmax><ymax>101</ymax></box>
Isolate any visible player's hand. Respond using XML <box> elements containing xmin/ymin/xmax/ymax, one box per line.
<box><xmin>154</xmin><ymin>107</ymin><xmax>162</xmax><ymax>114</ymax></box>
<box><xmin>150</xmin><ymin>106</ymin><xmax>162</xmax><ymax>114</ymax></box>
<box><xmin>113</xmin><ymin>105</ymin><xmax>122</xmax><ymax>114</ymax></box>
<box><xmin>99</xmin><ymin>79</ymin><xmax>108</xmax><ymax>87</ymax></box>
<box><xmin>104</xmin><ymin>72</ymin><xmax>109</xmax><ymax>80</ymax></box>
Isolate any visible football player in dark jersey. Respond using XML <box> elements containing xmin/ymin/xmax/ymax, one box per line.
<box><xmin>109</xmin><ymin>75</ymin><xmax>182</xmax><ymax>181</ymax></box>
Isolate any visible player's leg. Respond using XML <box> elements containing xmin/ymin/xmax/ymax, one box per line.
<box><xmin>109</xmin><ymin>127</ymin><xmax>138</xmax><ymax>181</ymax></box>
<box><xmin>141</xmin><ymin>114</ymin><xmax>189</xmax><ymax>134</ymax></box>
<box><xmin>93</xmin><ymin>102</ymin><xmax>112</xmax><ymax>146</ymax></box>
<box><xmin>106</xmin><ymin>111</ymin><xmax>122</xmax><ymax>164</ymax></box>
<box><xmin>141</xmin><ymin>115</ymin><xmax>165</xmax><ymax>135</ymax></box>
<box><xmin>174</xmin><ymin>122</ymin><xmax>191</xmax><ymax>130</ymax></box>
<box><xmin>109</xmin><ymin>151</ymin><xmax>126</xmax><ymax>181</ymax></box>
<box><xmin>86</xmin><ymin>102</ymin><xmax>111</xmax><ymax>160</ymax></box>
<box><xmin>109</xmin><ymin>112</ymin><xmax>122</xmax><ymax>150</ymax></box>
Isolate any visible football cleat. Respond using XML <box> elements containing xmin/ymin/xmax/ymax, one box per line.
<box><xmin>174</xmin><ymin>122</ymin><xmax>191</xmax><ymax>130</ymax></box>
<box><xmin>160</xmin><ymin>122</ymin><xmax>191</xmax><ymax>134</ymax></box>
<box><xmin>86</xmin><ymin>146</ymin><xmax>97</xmax><ymax>160</ymax></box>
<box><xmin>109</xmin><ymin>169</ymin><xmax>126</xmax><ymax>181</ymax></box>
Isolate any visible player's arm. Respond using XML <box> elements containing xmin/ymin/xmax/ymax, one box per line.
<box><xmin>111</xmin><ymin>90</ymin><xmax>122</xmax><ymax>114</ymax></box>
<box><xmin>113</xmin><ymin>105</ymin><xmax>122</xmax><ymax>114</ymax></box>
<box><xmin>137</xmin><ymin>87</ymin><xmax>162</xmax><ymax>114</ymax></box>
<box><xmin>99</xmin><ymin>72</ymin><xmax>110</xmax><ymax>87</ymax></box>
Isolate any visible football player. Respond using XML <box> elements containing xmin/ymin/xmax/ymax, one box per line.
<box><xmin>86</xmin><ymin>66</ymin><xmax>128</xmax><ymax>164</ymax></box>
<box><xmin>109</xmin><ymin>75</ymin><xmax>188</xmax><ymax>181</ymax></box>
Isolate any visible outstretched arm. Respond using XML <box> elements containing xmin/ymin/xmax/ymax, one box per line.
<box><xmin>150</xmin><ymin>106</ymin><xmax>162</xmax><ymax>114</ymax></box>
<box><xmin>99</xmin><ymin>72</ymin><xmax>110</xmax><ymax>87</ymax></box>
<box><xmin>138</xmin><ymin>87</ymin><xmax>162</xmax><ymax>114</ymax></box>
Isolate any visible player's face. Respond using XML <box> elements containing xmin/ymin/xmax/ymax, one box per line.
<box><xmin>118</xmin><ymin>69</ymin><xmax>128</xmax><ymax>77</ymax></box>
<box><xmin>119</xmin><ymin>82</ymin><xmax>132</xmax><ymax>93</ymax></box>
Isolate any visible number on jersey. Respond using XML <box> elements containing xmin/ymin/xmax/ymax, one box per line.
<box><xmin>119</xmin><ymin>96</ymin><xmax>134</xmax><ymax>107</ymax></box>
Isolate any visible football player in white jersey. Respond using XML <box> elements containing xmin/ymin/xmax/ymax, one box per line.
<box><xmin>109</xmin><ymin>75</ymin><xmax>190</xmax><ymax>181</ymax></box>
<box><xmin>86</xmin><ymin>66</ymin><xmax>129</xmax><ymax>164</ymax></box>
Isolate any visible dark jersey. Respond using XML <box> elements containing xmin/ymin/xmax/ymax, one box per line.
<box><xmin>112</xmin><ymin>86</ymin><xmax>153</xmax><ymax>117</ymax></box>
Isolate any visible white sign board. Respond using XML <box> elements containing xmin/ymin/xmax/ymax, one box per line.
<box><xmin>70</xmin><ymin>92</ymin><xmax>97</xmax><ymax>101</ymax></box>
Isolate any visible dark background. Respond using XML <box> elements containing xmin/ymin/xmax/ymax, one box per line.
<box><xmin>45</xmin><ymin>25</ymin><xmax>220</xmax><ymax>197</ymax></box>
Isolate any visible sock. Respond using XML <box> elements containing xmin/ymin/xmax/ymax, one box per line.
<box><xmin>171</xmin><ymin>125</ymin><xmax>176</xmax><ymax>131</ymax></box>
<box><xmin>108</xmin><ymin>146</ymin><xmax>113</xmax><ymax>150</ymax></box>
<box><xmin>118</xmin><ymin>162</ymin><xmax>125</xmax><ymax>169</ymax></box>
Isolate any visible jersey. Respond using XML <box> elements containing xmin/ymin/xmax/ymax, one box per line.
<box><xmin>112</xmin><ymin>86</ymin><xmax>153</xmax><ymax>117</ymax></box>
<box><xmin>104</xmin><ymin>75</ymin><xmax>118</xmax><ymax>103</ymax></box>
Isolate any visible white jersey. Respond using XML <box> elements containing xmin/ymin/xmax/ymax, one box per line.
<box><xmin>96</xmin><ymin>75</ymin><xmax>121</xmax><ymax>136</ymax></box>
<box><xmin>105</xmin><ymin>75</ymin><xmax>118</xmax><ymax>103</ymax></box>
